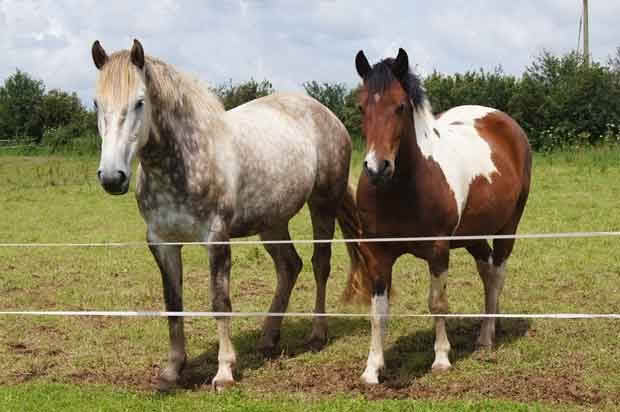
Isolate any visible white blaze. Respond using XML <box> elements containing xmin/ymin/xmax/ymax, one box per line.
<box><xmin>364</xmin><ymin>148</ymin><xmax>379</xmax><ymax>173</ymax></box>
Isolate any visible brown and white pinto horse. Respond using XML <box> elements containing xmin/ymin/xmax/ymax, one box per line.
<box><xmin>345</xmin><ymin>48</ymin><xmax>532</xmax><ymax>384</ymax></box>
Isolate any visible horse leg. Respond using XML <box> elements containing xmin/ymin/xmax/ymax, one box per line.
<box><xmin>147</xmin><ymin>232</ymin><xmax>185</xmax><ymax>391</ymax></box>
<box><xmin>467</xmin><ymin>240</ymin><xmax>505</xmax><ymax>348</ymax></box>
<box><xmin>257</xmin><ymin>225</ymin><xmax>303</xmax><ymax>356</ymax></box>
<box><xmin>207</xmin><ymin>231</ymin><xmax>237</xmax><ymax>390</ymax></box>
<box><xmin>307</xmin><ymin>201</ymin><xmax>337</xmax><ymax>350</ymax></box>
<box><xmin>361</xmin><ymin>248</ymin><xmax>395</xmax><ymax>384</ymax></box>
<box><xmin>428</xmin><ymin>244</ymin><xmax>451</xmax><ymax>372</ymax></box>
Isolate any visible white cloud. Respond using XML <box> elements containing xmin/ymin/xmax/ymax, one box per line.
<box><xmin>1</xmin><ymin>0</ymin><xmax>618</xmax><ymax>105</ymax></box>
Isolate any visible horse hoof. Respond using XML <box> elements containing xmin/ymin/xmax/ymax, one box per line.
<box><xmin>361</xmin><ymin>372</ymin><xmax>380</xmax><ymax>384</ymax></box>
<box><xmin>212</xmin><ymin>378</ymin><xmax>235</xmax><ymax>392</ymax></box>
<box><xmin>475</xmin><ymin>343</ymin><xmax>493</xmax><ymax>351</ymax></box>
<box><xmin>431</xmin><ymin>364</ymin><xmax>451</xmax><ymax>374</ymax></box>
<box><xmin>307</xmin><ymin>335</ymin><xmax>327</xmax><ymax>352</ymax></box>
<box><xmin>258</xmin><ymin>332</ymin><xmax>281</xmax><ymax>358</ymax></box>
<box><xmin>257</xmin><ymin>342</ymin><xmax>280</xmax><ymax>358</ymax></box>
<box><xmin>475</xmin><ymin>340</ymin><xmax>494</xmax><ymax>350</ymax></box>
<box><xmin>155</xmin><ymin>376</ymin><xmax>178</xmax><ymax>392</ymax></box>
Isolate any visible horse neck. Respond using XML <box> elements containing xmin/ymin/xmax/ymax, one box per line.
<box><xmin>395</xmin><ymin>100</ymin><xmax>437</xmax><ymax>180</ymax></box>
<box><xmin>138</xmin><ymin>61</ymin><xmax>224</xmax><ymax>179</ymax></box>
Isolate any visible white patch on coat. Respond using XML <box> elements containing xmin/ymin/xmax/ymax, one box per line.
<box><xmin>361</xmin><ymin>291</ymin><xmax>389</xmax><ymax>384</ymax></box>
<box><xmin>413</xmin><ymin>101</ymin><xmax>499</xmax><ymax>230</ymax></box>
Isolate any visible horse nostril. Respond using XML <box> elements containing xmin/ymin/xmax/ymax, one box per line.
<box><xmin>118</xmin><ymin>170</ymin><xmax>127</xmax><ymax>183</ymax></box>
<box><xmin>363</xmin><ymin>161</ymin><xmax>369</xmax><ymax>170</ymax></box>
<box><xmin>378</xmin><ymin>160</ymin><xmax>390</xmax><ymax>175</ymax></box>
<box><xmin>97</xmin><ymin>170</ymin><xmax>103</xmax><ymax>181</ymax></box>
<box><xmin>382</xmin><ymin>160</ymin><xmax>389</xmax><ymax>172</ymax></box>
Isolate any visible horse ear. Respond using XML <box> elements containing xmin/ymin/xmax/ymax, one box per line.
<box><xmin>92</xmin><ymin>40</ymin><xmax>108</xmax><ymax>70</ymax></box>
<box><xmin>392</xmin><ymin>48</ymin><xmax>409</xmax><ymax>79</ymax></box>
<box><xmin>355</xmin><ymin>50</ymin><xmax>372</xmax><ymax>79</ymax></box>
<box><xmin>130</xmin><ymin>39</ymin><xmax>145</xmax><ymax>70</ymax></box>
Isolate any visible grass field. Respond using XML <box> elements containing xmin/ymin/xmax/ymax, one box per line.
<box><xmin>1</xmin><ymin>146</ymin><xmax>620</xmax><ymax>411</ymax></box>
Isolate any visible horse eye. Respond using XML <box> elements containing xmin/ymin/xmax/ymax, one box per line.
<box><xmin>135</xmin><ymin>99</ymin><xmax>144</xmax><ymax>110</ymax></box>
<box><xmin>358</xmin><ymin>104</ymin><xmax>365</xmax><ymax>114</ymax></box>
<box><xmin>93</xmin><ymin>100</ymin><xmax>98</xmax><ymax>110</ymax></box>
<box><xmin>395</xmin><ymin>103</ymin><xmax>405</xmax><ymax>114</ymax></box>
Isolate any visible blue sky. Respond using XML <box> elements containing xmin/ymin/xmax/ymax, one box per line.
<box><xmin>1</xmin><ymin>0</ymin><xmax>619</xmax><ymax>105</ymax></box>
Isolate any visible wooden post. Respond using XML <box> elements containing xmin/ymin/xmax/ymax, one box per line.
<box><xmin>583</xmin><ymin>0</ymin><xmax>590</xmax><ymax>65</ymax></box>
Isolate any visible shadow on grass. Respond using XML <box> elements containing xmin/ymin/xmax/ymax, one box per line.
<box><xmin>177</xmin><ymin>316</ymin><xmax>370</xmax><ymax>389</ymax></box>
<box><xmin>381</xmin><ymin>318</ymin><xmax>531</xmax><ymax>388</ymax></box>
<box><xmin>175</xmin><ymin>315</ymin><xmax>530</xmax><ymax>390</ymax></box>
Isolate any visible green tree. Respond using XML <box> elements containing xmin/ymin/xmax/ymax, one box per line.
<box><xmin>424</xmin><ymin>67</ymin><xmax>518</xmax><ymax>115</ymax></box>
<box><xmin>608</xmin><ymin>47</ymin><xmax>620</xmax><ymax>73</ymax></box>
<box><xmin>213</xmin><ymin>78</ymin><xmax>274</xmax><ymax>110</ymax></box>
<box><xmin>303</xmin><ymin>81</ymin><xmax>364</xmax><ymax>145</ymax></box>
<box><xmin>40</xmin><ymin>89</ymin><xmax>84</xmax><ymax>130</ymax></box>
<box><xmin>341</xmin><ymin>85</ymin><xmax>363</xmax><ymax>145</ymax></box>
<box><xmin>0</xmin><ymin>69</ymin><xmax>45</xmax><ymax>141</ymax></box>
<box><xmin>511</xmin><ymin>50</ymin><xmax>620</xmax><ymax>149</ymax></box>
<box><xmin>303</xmin><ymin>81</ymin><xmax>347</xmax><ymax>120</ymax></box>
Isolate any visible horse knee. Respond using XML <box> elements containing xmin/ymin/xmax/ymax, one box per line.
<box><xmin>282</xmin><ymin>252</ymin><xmax>302</xmax><ymax>284</ymax></box>
<box><xmin>428</xmin><ymin>272</ymin><xmax>449</xmax><ymax>314</ymax></box>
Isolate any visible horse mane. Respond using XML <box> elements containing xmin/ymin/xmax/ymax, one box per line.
<box><xmin>366</xmin><ymin>58</ymin><xmax>426</xmax><ymax>110</ymax></box>
<box><xmin>96</xmin><ymin>51</ymin><xmax>225</xmax><ymax>119</ymax></box>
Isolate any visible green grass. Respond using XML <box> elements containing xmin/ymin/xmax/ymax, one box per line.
<box><xmin>0</xmin><ymin>383</ymin><xmax>559</xmax><ymax>412</ymax></box>
<box><xmin>1</xmin><ymin>145</ymin><xmax>620</xmax><ymax>411</ymax></box>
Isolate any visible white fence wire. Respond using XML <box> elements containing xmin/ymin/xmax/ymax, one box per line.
<box><xmin>1</xmin><ymin>230</ymin><xmax>619</xmax><ymax>319</ymax></box>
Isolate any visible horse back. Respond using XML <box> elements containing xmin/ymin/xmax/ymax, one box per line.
<box><xmin>227</xmin><ymin>92</ymin><xmax>352</xmax><ymax>196</ymax></box>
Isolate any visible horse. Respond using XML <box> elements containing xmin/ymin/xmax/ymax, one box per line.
<box><xmin>90</xmin><ymin>39</ymin><xmax>364</xmax><ymax>391</ymax></box>
<box><xmin>344</xmin><ymin>48</ymin><xmax>532</xmax><ymax>384</ymax></box>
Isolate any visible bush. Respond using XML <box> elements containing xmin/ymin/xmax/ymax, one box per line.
<box><xmin>213</xmin><ymin>78</ymin><xmax>274</xmax><ymax>110</ymax></box>
<box><xmin>0</xmin><ymin>70</ymin><xmax>45</xmax><ymax>141</ymax></box>
<box><xmin>42</xmin><ymin>109</ymin><xmax>98</xmax><ymax>154</ymax></box>
<box><xmin>509</xmin><ymin>51</ymin><xmax>620</xmax><ymax>149</ymax></box>
<box><xmin>424</xmin><ymin>67</ymin><xmax>519</xmax><ymax>114</ymax></box>
<box><xmin>303</xmin><ymin>81</ymin><xmax>364</xmax><ymax>146</ymax></box>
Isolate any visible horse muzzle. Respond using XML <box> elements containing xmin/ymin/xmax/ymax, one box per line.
<box><xmin>363</xmin><ymin>159</ymin><xmax>394</xmax><ymax>185</ymax></box>
<box><xmin>97</xmin><ymin>169</ymin><xmax>129</xmax><ymax>195</ymax></box>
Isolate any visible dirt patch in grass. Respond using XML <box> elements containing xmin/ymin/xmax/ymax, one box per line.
<box><xmin>21</xmin><ymin>341</ymin><xmax>610</xmax><ymax>407</ymax></box>
<box><xmin>248</xmin><ymin>359</ymin><xmax>609</xmax><ymax>406</ymax></box>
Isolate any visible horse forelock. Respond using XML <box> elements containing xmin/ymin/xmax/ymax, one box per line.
<box><xmin>96</xmin><ymin>51</ymin><xmax>224</xmax><ymax>120</ymax></box>
<box><xmin>96</xmin><ymin>51</ymin><xmax>143</xmax><ymax>105</ymax></box>
<box><xmin>365</xmin><ymin>58</ymin><xmax>426</xmax><ymax>109</ymax></box>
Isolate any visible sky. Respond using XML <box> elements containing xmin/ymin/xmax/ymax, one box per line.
<box><xmin>1</xmin><ymin>0</ymin><xmax>619</xmax><ymax>106</ymax></box>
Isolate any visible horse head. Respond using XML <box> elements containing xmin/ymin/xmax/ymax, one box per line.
<box><xmin>92</xmin><ymin>39</ymin><xmax>151</xmax><ymax>195</ymax></box>
<box><xmin>356</xmin><ymin>48</ymin><xmax>423</xmax><ymax>185</ymax></box>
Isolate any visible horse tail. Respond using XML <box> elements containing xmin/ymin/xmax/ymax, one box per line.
<box><xmin>336</xmin><ymin>183</ymin><xmax>372</xmax><ymax>305</ymax></box>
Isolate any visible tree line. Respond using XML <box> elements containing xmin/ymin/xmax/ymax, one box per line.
<box><xmin>2</xmin><ymin>48</ymin><xmax>620</xmax><ymax>153</ymax></box>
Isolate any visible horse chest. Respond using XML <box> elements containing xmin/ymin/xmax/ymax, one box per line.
<box><xmin>357</xmin><ymin>176</ymin><xmax>458</xmax><ymax>237</ymax></box>
<box><xmin>138</xmin><ymin>192</ymin><xmax>205</xmax><ymax>241</ymax></box>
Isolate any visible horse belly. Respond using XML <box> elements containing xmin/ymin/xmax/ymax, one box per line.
<box><xmin>229</xmin><ymin>174</ymin><xmax>314</xmax><ymax>237</ymax></box>
<box><xmin>455</xmin><ymin>173</ymin><xmax>520</xmax><ymax>236</ymax></box>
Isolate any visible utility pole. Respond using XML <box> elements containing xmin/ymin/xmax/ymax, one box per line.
<box><xmin>583</xmin><ymin>0</ymin><xmax>590</xmax><ymax>65</ymax></box>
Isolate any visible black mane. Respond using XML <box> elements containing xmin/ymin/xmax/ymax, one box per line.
<box><xmin>366</xmin><ymin>58</ymin><xmax>426</xmax><ymax>109</ymax></box>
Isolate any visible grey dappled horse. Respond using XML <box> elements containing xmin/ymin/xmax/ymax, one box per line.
<box><xmin>91</xmin><ymin>39</ymin><xmax>364</xmax><ymax>391</ymax></box>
